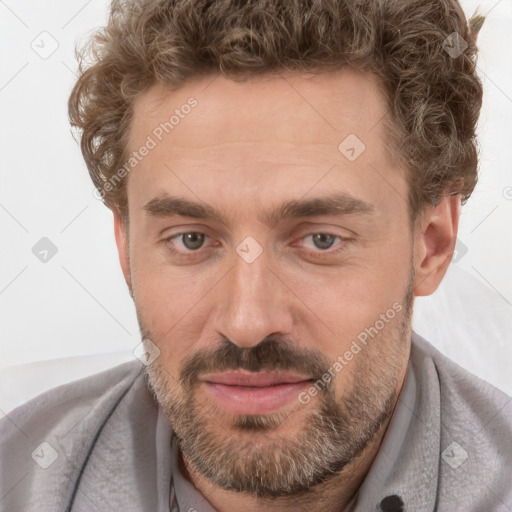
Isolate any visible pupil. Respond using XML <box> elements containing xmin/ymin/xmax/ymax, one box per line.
<box><xmin>313</xmin><ymin>233</ymin><xmax>335</xmax><ymax>250</ymax></box>
<box><xmin>183</xmin><ymin>233</ymin><xmax>204</xmax><ymax>250</ymax></box>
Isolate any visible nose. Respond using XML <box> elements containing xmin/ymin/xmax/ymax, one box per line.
<box><xmin>212</xmin><ymin>245</ymin><xmax>295</xmax><ymax>348</ymax></box>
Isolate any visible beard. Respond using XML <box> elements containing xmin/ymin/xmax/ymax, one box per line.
<box><xmin>141</xmin><ymin>284</ymin><xmax>414</xmax><ymax>498</ymax></box>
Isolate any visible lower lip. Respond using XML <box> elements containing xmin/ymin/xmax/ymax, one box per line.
<box><xmin>203</xmin><ymin>381</ymin><xmax>312</xmax><ymax>415</ymax></box>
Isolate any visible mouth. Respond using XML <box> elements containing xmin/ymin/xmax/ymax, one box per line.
<box><xmin>201</xmin><ymin>371</ymin><xmax>313</xmax><ymax>415</ymax></box>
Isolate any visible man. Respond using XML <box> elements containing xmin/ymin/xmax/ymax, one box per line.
<box><xmin>1</xmin><ymin>0</ymin><xmax>510</xmax><ymax>510</ymax></box>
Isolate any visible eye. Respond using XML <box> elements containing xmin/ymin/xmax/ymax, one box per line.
<box><xmin>301</xmin><ymin>233</ymin><xmax>343</xmax><ymax>251</ymax></box>
<box><xmin>166</xmin><ymin>232</ymin><xmax>208</xmax><ymax>251</ymax></box>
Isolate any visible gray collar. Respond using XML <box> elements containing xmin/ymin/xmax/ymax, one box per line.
<box><xmin>169</xmin><ymin>424</ymin><xmax>217</xmax><ymax>511</ymax></box>
<box><xmin>351</xmin><ymin>339</ymin><xmax>439</xmax><ymax>510</ymax></box>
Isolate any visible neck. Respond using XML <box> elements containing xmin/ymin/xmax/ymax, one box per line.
<box><xmin>177</xmin><ymin>409</ymin><xmax>394</xmax><ymax>512</ymax></box>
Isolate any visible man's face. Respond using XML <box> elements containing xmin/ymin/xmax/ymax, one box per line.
<box><xmin>120</xmin><ymin>69</ymin><xmax>415</xmax><ymax>496</ymax></box>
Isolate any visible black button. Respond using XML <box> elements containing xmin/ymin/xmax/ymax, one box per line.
<box><xmin>379</xmin><ymin>494</ymin><xmax>404</xmax><ymax>512</ymax></box>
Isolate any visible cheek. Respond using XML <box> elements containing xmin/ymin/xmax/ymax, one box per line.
<box><xmin>130</xmin><ymin>255</ymin><xmax>217</xmax><ymax>363</ymax></box>
<box><xmin>298</xmin><ymin>245</ymin><xmax>411</xmax><ymax>346</ymax></box>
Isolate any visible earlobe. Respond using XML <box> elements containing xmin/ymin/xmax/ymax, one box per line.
<box><xmin>412</xmin><ymin>195</ymin><xmax>461</xmax><ymax>297</ymax></box>
<box><xmin>113</xmin><ymin>209</ymin><xmax>133</xmax><ymax>297</ymax></box>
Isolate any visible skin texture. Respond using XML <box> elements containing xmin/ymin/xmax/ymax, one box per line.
<box><xmin>113</xmin><ymin>68</ymin><xmax>459</xmax><ymax>512</ymax></box>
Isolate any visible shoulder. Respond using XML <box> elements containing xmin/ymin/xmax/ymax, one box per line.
<box><xmin>411</xmin><ymin>332</ymin><xmax>512</xmax><ymax>509</ymax></box>
<box><xmin>0</xmin><ymin>360</ymin><xmax>147</xmax><ymax>510</ymax></box>
<box><xmin>1</xmin><ymin>360</ymin><xmax>144</xmax><ymax>438</ymax></box>
<box><xmin>411</xmin><ymin>332</ymin><xmax>512</xmax><ymax>419</ymax></box>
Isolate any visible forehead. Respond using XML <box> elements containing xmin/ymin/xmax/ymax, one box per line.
<box><xmin>126</xmin><ymin>69</ymin><xmax>407</xmax><ymax>219</ymax></box>
<box><xmin>131</xmin><ymin>68</ymin><xmax>385</xmax><ymax>148</ymax></box>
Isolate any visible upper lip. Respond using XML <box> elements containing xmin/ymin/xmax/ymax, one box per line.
<box><xmin>202</xmin><ymin>371</ymin><xmax>312</xmax><ymax>387</ymax></box>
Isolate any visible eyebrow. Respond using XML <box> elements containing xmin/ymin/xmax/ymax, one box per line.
<box><xmin>143</xmin><ymin>192</ymin><xmax>375</xmax><ymax>226</ymax></box>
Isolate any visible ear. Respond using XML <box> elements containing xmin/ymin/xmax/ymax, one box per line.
<box><xmin>412</xmin><ymin>195</ymin><xmax>461</xmax><ymax>297</ymax></box>
<box><xmin>113</xmin><ymin>209</ymin><xmax>133</xmax><ymax>297</ymax></box>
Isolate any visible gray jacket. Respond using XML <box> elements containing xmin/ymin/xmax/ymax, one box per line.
<box><xmin>1</xmin><ymin>332</ymin><xmax>511</xmax><ymax>511</ymax></box>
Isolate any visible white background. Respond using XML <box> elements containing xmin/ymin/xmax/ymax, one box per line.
<box><xmin>1</xmin><ymin>1</ymin><xmax>511</xmax><ymax>392</ymax></box>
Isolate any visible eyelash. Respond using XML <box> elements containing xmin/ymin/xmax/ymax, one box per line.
<box><xmin>162</xmin><ymin>232</ymin><xmax>350</xmax><ymax>259</ymax></box>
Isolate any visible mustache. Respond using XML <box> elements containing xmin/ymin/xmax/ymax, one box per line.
<box><xmin>179</xmin><ymin>336</ymin><xmax>332</xmax><ymax>390</ymax></box>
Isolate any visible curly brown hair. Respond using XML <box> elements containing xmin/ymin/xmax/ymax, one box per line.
<box><xmin>68</xmin><ymin>0</ymin><xmax>485</xmax><ymax>222</ymax></box>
